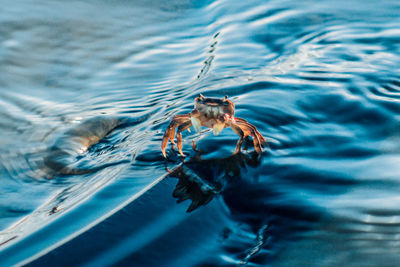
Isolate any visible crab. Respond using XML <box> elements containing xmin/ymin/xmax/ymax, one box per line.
<box><xmin>161</xmin><ymin>94</ymin><xmax>266</xmax><ymax>157</ymax></box>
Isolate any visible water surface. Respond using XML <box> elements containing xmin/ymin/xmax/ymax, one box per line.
<box><xmin>1</xmin><ymin>0</ymin><xmax>400</xmax><ymax>266</ymax></box>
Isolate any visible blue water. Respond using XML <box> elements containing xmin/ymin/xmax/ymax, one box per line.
<box><xmin>1</xmin><ymin>0</ymin><xmax>400</xmax><ymax>266</ymax></box>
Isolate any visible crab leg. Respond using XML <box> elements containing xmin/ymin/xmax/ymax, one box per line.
<box><xmin>169</xmin><ymin>115</ymin><xmax>191</xmax><ymax>143</ymax></box>
<box><xmin>234</xmin><ymin>117</ymin><xmax>266</xmax><ymax>153</ymax></box>
<box><xmin>161</xmin><ymin>114</ymin><xmax>191</xmax><ymax>157</ymax></box>
<box><xmin>236</xmin><ymin>121</ymin><xmax>263</xmax><ymax>151</ymax></box>
<box><xmin>235</xmin><ymin>118</ymin><xmax>266</xmax><ymax>144</ymax></box>
<box><xmin>229</xmin><ymin>123</ymin><xmax>245</xmax><ymax>154</ymax></box>
<box><xmin>176</xmin><ymin>120</ymin><xmax>192</xmax><ymax>156</ymax></box>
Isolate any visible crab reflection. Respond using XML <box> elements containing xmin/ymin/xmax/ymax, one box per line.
<box><xmin>167</xmin><ymin>152</ymin><xmax>262</xmax><ymax>212</ymax></box>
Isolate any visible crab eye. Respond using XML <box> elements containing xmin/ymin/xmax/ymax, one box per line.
<box><xmin>222</xmin><ymin>95</ymin><xmax>229</xmax><ymax>105</ymax></box>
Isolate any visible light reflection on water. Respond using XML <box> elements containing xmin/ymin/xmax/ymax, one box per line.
<box><xmin>0</xmin><ymin>0</ymin><xmax>400</xmax><ymax>266</ymax></box>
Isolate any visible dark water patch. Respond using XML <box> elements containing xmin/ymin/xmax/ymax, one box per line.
<box><xmin>298</xmin><ymin>93</ymin><xmax>393</xmax><ymax>129</ymax></box>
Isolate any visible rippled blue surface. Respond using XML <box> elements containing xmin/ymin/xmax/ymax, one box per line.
<box><xmin>1</xmin><ymin>0</ymin><xmax>400</xmax><ymax>266</ymax></box>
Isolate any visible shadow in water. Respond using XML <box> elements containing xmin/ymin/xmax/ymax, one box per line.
<box><xmin>167</xmin><ymin>152</ymin><xmax>262</xmax><ymax>212</ymax></box>
<box><xmin>166</xmin><ymin>151</ymin><xmax>322</xmax><ymax>265</ymax></box>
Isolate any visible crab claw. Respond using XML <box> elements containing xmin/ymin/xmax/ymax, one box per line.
<box><xmin>190</xmin><ymin>116</ymin><xmax>202</xmax><ymax>133</ymax></box>
<box><xmin>213</xmin><ymin>123</ymin><xmax>225</xmax><ymax>136</ymax></box>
